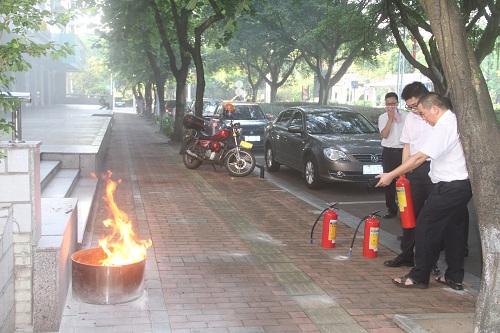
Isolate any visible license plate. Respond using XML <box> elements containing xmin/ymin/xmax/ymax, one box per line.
<box><xmin>240</xmin><ymin>141</ymin><xmax>253</xmax><ymax>149</ymax></box>
<box><xmin>363</xmin><ymin>164</ymin><xmax>383</xmax><ymax>175</ymax></box>
<box><xmin>245</xmin><ymin>135</ymin><xmax>260</xmax><ymax>142</ymax></box>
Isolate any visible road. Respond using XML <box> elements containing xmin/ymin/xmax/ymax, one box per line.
<box><xmin>252</xmin><ymin>148</ymin><xmax>483</xmax><ymax>280</ymax></box>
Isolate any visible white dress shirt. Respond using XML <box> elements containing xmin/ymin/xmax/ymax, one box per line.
<box><xmin>378</xmin><ymin>110</ymin><xmax>407</xmax><ymax>148</ymax></box>
<box><xmin>419</xmin><ymin>110</ymin><xmax>469</xmax><ymax>183</ymax></box>
<box><xmin>400</xmin><ymin>111</ymin><xmax>433</xmax><ymax>155</ymax></box>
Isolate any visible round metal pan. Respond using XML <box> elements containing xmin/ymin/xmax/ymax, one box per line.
<box><xmin>71</xmin><ymin>247</ymin><xmax>145</xmax><ymax>305</ymax></box>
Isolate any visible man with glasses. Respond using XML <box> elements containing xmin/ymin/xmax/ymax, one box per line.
<box><xmin>378</xmin><ymin>92</ymin><xmax>407</xmax><ymax>219</ymax></box>
<box><xmin>376</xmin><ymin>92</ymin><xmax>471</xmax><ymax>290</ymax></box>
<box><xmin>383</xmin><ymin>82</ymin><xmax>437</xmax><ymax>270</ymax></box>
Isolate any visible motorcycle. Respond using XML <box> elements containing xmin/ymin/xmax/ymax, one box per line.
<box><xmin>179</xmin><ymin>104</ymin><xmax>256</xmax><ymax>177</ymax></box>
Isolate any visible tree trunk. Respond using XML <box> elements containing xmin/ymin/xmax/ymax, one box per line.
<box><xmin>193</xmin><ymin>52</ymin><xmax>206</xmax><ymax>118</ymax></box>
<box><xmin>251</xmin><ymin>86</ymin><xmax>259</xmax><ymax>102</ymax></box>
<box><xmin>155</xmin><ymin>78</ymin><xmax>166</xmax><ymax>119</ymax></box>
<box><xmin>319</xmin><ymin>84</ymin><xmax>329</xmax><ymax>105</ymax></box>
<box><xmin>418</xmin><ymin>1</ymin><xmax>500</xmax><ymax>332</ymax></box>
<box><xmin>269</xmin><ymin>84</ymin><xmax>278</xmax><ymax>103</ymax></box>
<box><xmin>172</xmin><ymin>72</ymin><xmax>188</xmax><ymax>142</ymax></box>
<box><xmin>145</xmin><ymin>82</ymin><xmax>153</xmax><ymax>116</ymax></box>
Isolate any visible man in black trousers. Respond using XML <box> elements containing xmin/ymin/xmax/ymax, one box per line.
<box><xmin>378</xmin><ymin>92</ymin><xmax>407</xmax><ymax>219</ymax></box>
<box><xmin>383</xmin><ymin>82</ymin><xmax>434</xmax><ymax>268</ymax></box>
<box><xmin>377</xmin><ymin>92</ymin><xmax>472</xmax><ymax>290</ymax></box>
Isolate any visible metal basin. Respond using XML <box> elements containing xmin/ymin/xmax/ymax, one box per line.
<box><xmin>71</xmin><ymin>247</ymin><xmax>145</xmax><ymax>305</ymax></box>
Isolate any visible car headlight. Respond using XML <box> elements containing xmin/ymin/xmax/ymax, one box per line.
<box><xmin>323</xmin><ymin>148</ymin><xmax>350</xmax><ymax>161</ymax></box>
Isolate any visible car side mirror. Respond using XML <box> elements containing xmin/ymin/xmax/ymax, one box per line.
<box><xmin>288</xmin><ymin>125</ymin><xmax>303</xmax><ymax>133</ymax></box>
<box><xmin>266</xmin><ymin>114</ymin><xmax>274</xmax><ymax>120</ymax></box>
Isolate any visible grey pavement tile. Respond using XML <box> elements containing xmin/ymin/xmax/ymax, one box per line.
<box><xmin>33</xmin><ymin>107</ymin><xmax>476</xmax><ymax>333</ymax></box>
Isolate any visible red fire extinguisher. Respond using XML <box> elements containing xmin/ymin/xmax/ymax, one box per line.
<box><xmin>396</xmin><ymin>175</ymin><xmax>416</xmax><ymax>228</ymax></box>
<box><xmin>362</xmin><ymin>214</ymin><xmax>380</xmax><ymax>258</ymax></box>
<box><xmin>310</xmin><ymin>203</ymin><xmax>339</xmax><ymax>248</ymax></box>
<box><xmin>348</xmin><ymin>211</ymin><xmax>380</xmax><ymax>258</ymax></box>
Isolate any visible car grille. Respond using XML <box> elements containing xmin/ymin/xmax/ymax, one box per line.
<box><xmin>352</xmin><ymin>154</ymin><xmax>383</xmax><ymax>163</ymax></box>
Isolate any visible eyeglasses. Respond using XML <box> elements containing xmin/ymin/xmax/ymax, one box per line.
<box><xmin>405</xmin><ymin>103</ymin><xmax>418</xmax><ymax>110</ymax></box>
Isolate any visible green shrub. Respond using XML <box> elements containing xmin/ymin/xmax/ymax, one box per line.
<box><xmin>156</xmin><ymin>114</ymin><xmax>174</xmax><ymax>139</ymax></box>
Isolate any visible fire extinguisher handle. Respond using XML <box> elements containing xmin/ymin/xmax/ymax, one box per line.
<box><xmin>371</xmin><ymin>210</ymin><xmax>381</xmax><ymax>218</ymax></box>
<box><xmin>310</xmin><ymin>207</ymin><xmax>330</xmax><ymax>244</ymax></box>
<box><xmin>329</xmin><ymin>202</ymin><xmax>339</xmax><ymax>210</ymax></box>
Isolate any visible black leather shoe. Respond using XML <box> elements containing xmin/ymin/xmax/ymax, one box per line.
<box><xmin>384</xmin><ymin>257</ymin><xmax>414</xmax><ymax>267</ymax></box>
<box><xmin>383</xmin><ymin>211</ymin><xmax>397</xmax><ymax>219</ymax></box>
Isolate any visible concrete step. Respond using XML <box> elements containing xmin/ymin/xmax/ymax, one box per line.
<box><xmin>40</xmin><ymin>160</ymin><xmax>61</xmax><ymax>190</ymax></box>
<box><xmin>34</xmin><ymin>198</ymin><xmax>78</xmax><ymax>332</ymax></box>
<box><xmin>68</xmin><ymin>177</ymin><xmax>100</xmax><ymax>244</ymax></box>
<box><xmin>33</xmin><ymin>164</ymin><xmax>100</xmax><ymax>331</ymax></box>
<box><xmin>41</xmin><ymin>168</ymin><xmax>80</xmax><ymax>198</ymax></box>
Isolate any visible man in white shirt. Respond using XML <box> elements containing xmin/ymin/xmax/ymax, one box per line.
<box><xmin>376</xmin><ymin>92</ymin><xmax>472</xmax><ymax>290</ymax></box>
<box><xmin>378</xmin><ymin>92</ymin><xmax>407</xmax><ymax>219</ymax></box>
<box><xmin>383</xmin><ymin>83</ymin><xmax>435</xmax><ymax>269</ymax></box>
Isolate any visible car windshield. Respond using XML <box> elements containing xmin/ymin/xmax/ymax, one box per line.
<box><xmin>232</xmin><ymin>105</ymin><xmax>266</xmax><ymax>120</ymax></box>
<box><xmin>203</xmin><ymin>102</ymin><xmax>218</xmax><ymax>114</ymax></box>
<box><xmin>306</xmin><ymin>112</ymin><xmax>377</xmax><ymax>134</ymax></box>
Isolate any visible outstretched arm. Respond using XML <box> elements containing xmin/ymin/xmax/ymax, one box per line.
<box><xmin>376</xmin><ymin>151</ymin><xmax>429</xmax><ymax>187</ymax></box>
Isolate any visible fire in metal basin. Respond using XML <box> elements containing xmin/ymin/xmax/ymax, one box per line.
<box><xmin>71</xmin><ymin>247</ymin><xmax>146</xmax><ymax>304</ymax></box>
<box><xmin>72</xmin><ymin>171</ymin><xmax>151</xmax><ymax>304</ymax></box>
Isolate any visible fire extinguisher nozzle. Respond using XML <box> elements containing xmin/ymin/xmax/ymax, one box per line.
<box><xmin>348</xmin><ymin>248</ymin><xmax>352</xmax><ymax>257</ymax></box>
<box><xmin>310</xmin><ymin>239</ymin><xmax>313</xmax><ymax>244</ymax></box>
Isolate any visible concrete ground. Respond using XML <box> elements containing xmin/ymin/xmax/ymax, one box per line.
<box><xmin>4</xmin><ymin>104</ymin><xmax>478</xmax><ymax>332</ymax></box>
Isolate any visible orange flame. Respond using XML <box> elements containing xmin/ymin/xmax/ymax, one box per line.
<box><xmin>98</xmin><ymin>171</ymin><xmax>152</xmax><ymax>266</ymax></box>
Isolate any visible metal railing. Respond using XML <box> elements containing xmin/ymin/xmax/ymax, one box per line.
<box><xmin>1</xmin><ymin>92</ymin><xmax>32</xmax><ymax>143</ymax></box>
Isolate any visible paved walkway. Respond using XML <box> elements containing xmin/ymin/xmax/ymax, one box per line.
<box><xmin>5</xmin><ymin>104</ymin><xmax>475</xmax><ymax>332</ymax></box>
<box><xmin>32</xmin><ymin>105</ymin><xmax>475</xmax><ymax>333</ymax></box>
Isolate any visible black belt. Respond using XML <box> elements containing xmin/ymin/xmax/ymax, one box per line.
<box><xmin>437</xmin><ymin>179</ymin><xmax>469</xmax><ymax>185</ymax></box>
<box><xmin>384</xmin><ymin>147</ymin><xmax>403</xmax><ymax>150</ymax></box>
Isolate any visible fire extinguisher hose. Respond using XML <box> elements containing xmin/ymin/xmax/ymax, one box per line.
<box><xmin>348</xmin><ymin>215</ymin><xmax>371</xmax><ymax>256</ymax></box>
<box><xmin>310</xmin><ymin>207</ymin><xmax>330</xmax><ymax>244</ymax></box>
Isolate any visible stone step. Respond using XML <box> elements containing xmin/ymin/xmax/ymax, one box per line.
<box><xmin>41</xmin><ymin>168</ymin><xmax>80</xmax><ymax>198</ymax></box>
<box><xmin>68</xmin><ymin>177</ymin><xmax>100</xmax><ymax>244</ymax></box>
<box><xmin>40</xmin><ymin>160</ymin><xmax>61</xmax><ymax>190</ymax></box>
<box><xmin>34</xmin><ymin>198</ymin><xmax>78</xmax><ymax>332</ymax></box>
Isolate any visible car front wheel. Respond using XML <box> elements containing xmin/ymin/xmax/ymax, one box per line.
<box><xmin>304</xmin><ymin>157</ymin><xmax>324</xmax><ymax>189</ymax></box>
<box><xmin>265</xmin><ymin>144</ymin><xmax>280</xmax><ymax>172</ymax></box>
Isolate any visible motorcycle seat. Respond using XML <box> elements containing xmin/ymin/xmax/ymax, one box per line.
<box><xmin>198</xmin><ymin>132</ymin><xmax>213</xmax><ymax>140</ymax></box>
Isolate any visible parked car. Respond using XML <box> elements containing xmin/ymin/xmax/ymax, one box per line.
<box><xmin>207</xmin><ymin>101</ymin><xmax>268</xmax><ymax>147</ymax></box>
<box><xmin>264</xmin><ymin>105</ymin><xmax>383</xmax><ymax>189</ymax></box>
<box><xmin>188</xmin><ymin>99</ymin><xmax>221</xmax><ymax>119</ymax></box>
<box><xmin>114</xmin><ymin>100</ymin><xmax>126</xmax><ymax>107</ymax></box>
<box><xmin>164</xmin><ymin>100</ymin><xmax>176</xmax><ymax>115</ymax></box>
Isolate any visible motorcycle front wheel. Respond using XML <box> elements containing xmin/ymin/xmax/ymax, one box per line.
<box><xmin>183</xmin><ymin>141</ymin><xmax>203</xmax><ymax>169</ymax></box>
<box><xmin>224</xmin><ymin>148</ymin><xmax>256</xmax><ymax>177</ymax></box>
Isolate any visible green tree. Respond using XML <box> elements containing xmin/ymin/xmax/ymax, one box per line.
<box><xmin>202</xmin><ymin>48</ymin><xmax>249</xmax><ymax>99</ymax></box>
<box><xmin>228</xmin><ymin>2</ymin><xmax>302</xmax><ymax>103</ymax></box>
<box><xmin>147</xmin><ymin>0</ymin><xmax>253</xmax><ymax>141</ymax></box>
<box><xmin>0</xmin><ymin>0</ymin><xmax>74</xmax><ymax>141</ymax></box>
<box><xmin>383</xmin><ymin>0</ymin><xmax>500</xmax><ymax>95</ymax></box>
<box><xmin>481</xmin><ymin>39</ymin><xmax>500</xmax><ymax>105</ymax></box>
<box><xmin>95</xmin><ymin>0</ymin><xmax>170</xmax><ymax>117</ymax></box>
<box><xmin>70</xmin><ymin>56</ymin><xmax>111</xmax><ymax>95</ymax></box>
<box><xmin>416</xmin><ymin>1</ymin><xmax>500</xmax><ymax>331</ymax></box>
<box><xmin>296</xmin><ymin>0</ymin><xmax>389</xmax><ymax>105</ymax></box>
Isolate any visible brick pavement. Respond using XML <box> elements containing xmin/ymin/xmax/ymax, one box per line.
<box><xmin>59</xmin><ymin>110</ymin><xmax>476</xmax><ymax>333</ymax></box>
